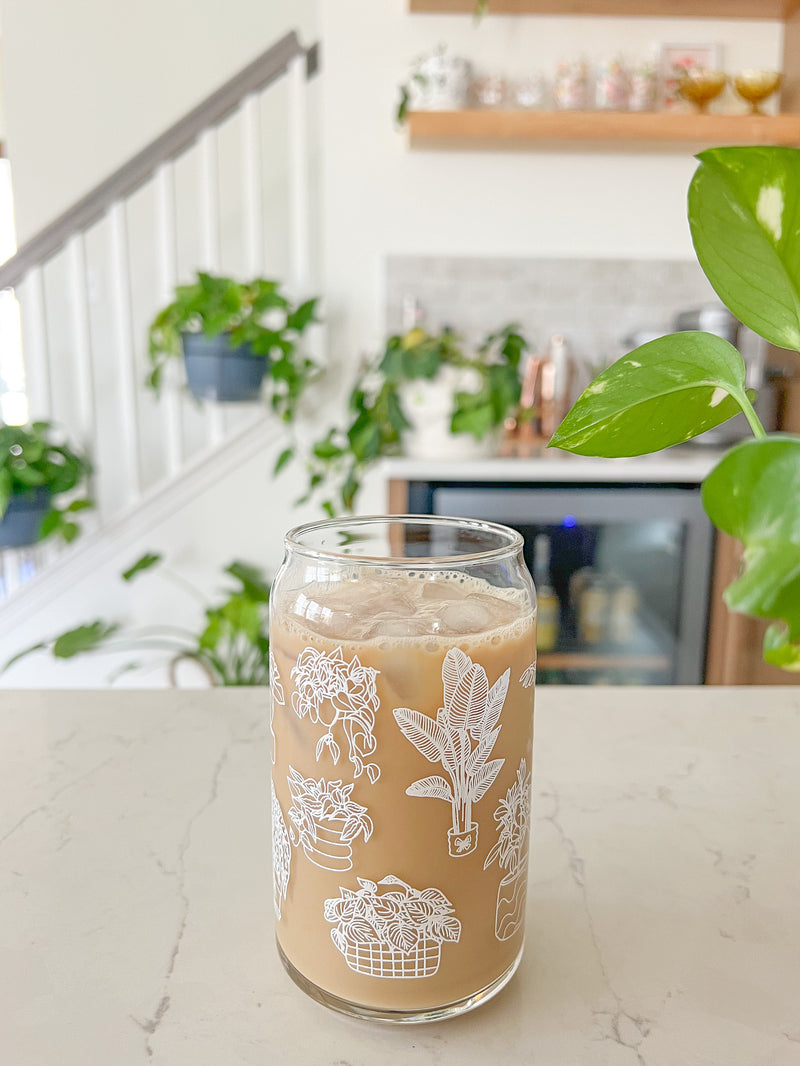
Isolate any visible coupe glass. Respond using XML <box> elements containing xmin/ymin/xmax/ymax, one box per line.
<box><xmin>732</xmin><ymin>70</ymin><xmax>782</xmax><ymax>115</ymax></box>
<box><xmin>677</xmin><ymin>69</ymin><xmax>727</xmax><ymax>113</ymax></box>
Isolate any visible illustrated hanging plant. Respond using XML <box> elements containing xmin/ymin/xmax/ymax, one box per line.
<box><xmin>393</xmin><ymin>648</ymin><xmax>508</xmax><ymax>858</ymax></box>
<box><xmin>290</xmin><ymin>645</ymin><xmax>381</xmax><ymax>782</ymax></box>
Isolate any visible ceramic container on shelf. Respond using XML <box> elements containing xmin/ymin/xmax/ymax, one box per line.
<box><xmin>407</xmin><ymin>47</ymin><xmax>472</xmax><ymax>111</ymax></box>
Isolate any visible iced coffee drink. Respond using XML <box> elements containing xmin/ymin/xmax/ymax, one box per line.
<box><xmin>270</xmin><ymin>516</ymin><xmax>536</xmax><ymax>1022</ymax></box>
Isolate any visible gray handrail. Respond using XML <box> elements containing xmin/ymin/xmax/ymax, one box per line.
<box><xmin>0</xmin><ymin>31</ymin><xmax>317</xmax><ymax>290</ymax></box>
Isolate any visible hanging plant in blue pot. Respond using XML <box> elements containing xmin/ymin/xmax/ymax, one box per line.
<box><xmin>0</xmin><ymin>422</ymin><xmax>93</xmax><ymax>549</ymax></box>
<box><xmin>147</xmin><ymin>273</ymin><xmax>320</xmax><ymax>409</ymax></box>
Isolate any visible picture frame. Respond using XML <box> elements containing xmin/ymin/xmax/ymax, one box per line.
<box><xmin>660</xmin><ymin>43</ymin><xmax>722</xmax><ymax>111</ymax></box>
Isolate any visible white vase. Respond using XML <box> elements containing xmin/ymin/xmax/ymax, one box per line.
<box><xmin>399</xmin><ymin>366</ymin><xmax>499</xmax><ymax>461</ymax></box>
<box><xmin>409</xmin><ymin>49</ymin><xmax>471</xmax><ymax>112</ymax></box>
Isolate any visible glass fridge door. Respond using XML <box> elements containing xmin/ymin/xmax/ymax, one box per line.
<box><xmin>414</xmin><ymin>484</ymin><xmax>715</xmax><ymax>685</ymax></box>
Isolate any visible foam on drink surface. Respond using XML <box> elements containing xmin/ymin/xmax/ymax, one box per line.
<box><xmin>276</xmin><ymin>568</ymin><xmax>532</xmax><ymax>648</ymax></box>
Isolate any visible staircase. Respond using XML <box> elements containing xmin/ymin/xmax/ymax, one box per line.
<box><xmin>0</xmin><ymin>31</ymin><xmax>319</xmax><ymax>604</ymax></box>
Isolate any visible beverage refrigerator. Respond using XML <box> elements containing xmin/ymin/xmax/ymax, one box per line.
<box><xmin>406</xmin><ymin>480</ymin><xmax>715</xmax><ymax>685</ymax></box>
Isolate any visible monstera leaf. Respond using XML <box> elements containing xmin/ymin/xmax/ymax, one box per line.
<box><xmin>702</xmin><ymin>436</ymin><xmax>800</xmax><ymax>669</ymax></box>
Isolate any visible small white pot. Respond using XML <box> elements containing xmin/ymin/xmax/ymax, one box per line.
<box><xmin>399</xmin><ymin>366</ymin><xmax>498</xmax><ymax>461</ymax></box>
<box><xmin>409</xmin><ymin>49</ymin><xmax>471</xmax><ymax>112</ymax></box>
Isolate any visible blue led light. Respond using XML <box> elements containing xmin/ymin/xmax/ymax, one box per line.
<box><xmin>562</xmin><ymin>514</ymin><xmax>577</xmax><ymax>528</ymax></box>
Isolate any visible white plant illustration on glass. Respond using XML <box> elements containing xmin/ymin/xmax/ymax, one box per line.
<box><xmin>272</xmin><ymin>779</ymin><xmax>291</xmax><ymax>920</ymax></box>
<box><xmin>324</xmin><ymin>875</ymin><xmax>461</xmax><ymax>979</ymax></box>
<box><xmin>270</xmin><ymin>649</ymin><xmax>285</xmax><ymax>764</ymax></box>
<box><xmin>291</xmin><ymin>646</ymin><xmax>381</xmax><ymax>782</ymax></box>
<box><xmin>287</xmin><ymin>766</ymin><xmax>373</xmax><ymax>872</ymax></box>
<box><xmin>484</xmin><ymin>758</ymin><xmax>532</xmax><ymax>941</ymax></box>
<box><xmin>394</xmin><ymin>648</ymin><xmax>508</xmax><ymax>858</ymax></box>
<box><xmin>521</xmin><ymin>662</ymin><xmax>536</xmax><ymax>688</ymax></box>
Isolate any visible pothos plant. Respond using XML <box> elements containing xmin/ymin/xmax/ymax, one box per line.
<box><xmin>293</xmin><ymin>324</ymin><xmax>527</xmax><ymax>516</ymax></box>
<box><xmin>551</xmin><ymin>145</ymin><xmax>800</xmax><ymax>670</ymax></box>
<box><xmin>147</xmin><ymin>272</ymin><xmax>320</xmax><ymax>425</ymax></box>
<box><xmin>3</xmin><ymin>554</ymin><xmax>272</xmax><ymax>685</ymax></box>
<box><xmin>0</xmin><ymin>421</ymin><xmax>93</xmax><ymax>543</ymax></box>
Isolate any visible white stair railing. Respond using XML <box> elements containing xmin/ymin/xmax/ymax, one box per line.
<box><xmin>0</xmin><ymin>31</ymin><xmax>318</xmax><ymax>598</ymax></box>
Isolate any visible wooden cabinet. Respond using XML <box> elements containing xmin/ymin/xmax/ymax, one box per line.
<box><xmin>406</xmin><ymin>0</ymin><xmax>800</xmax><ymax>150</ymax></box>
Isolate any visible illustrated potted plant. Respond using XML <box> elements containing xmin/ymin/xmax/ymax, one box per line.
<box><xmin>484</xmin><ymin>758</ymin><xmax>532</xmax><ymax>941</ymax></box>
<box><xmin>551</xmin><ymin>145</ymin><xmax>800</xmax><ymax>671</ymax></box>
<box><xmin>147</xmin><ymin>272</ymin><xmax>320</xmax><ymax>408</ymax></box>
<box><xmin>0</xmin><ymin>421</ymin><xmax>92</xmax><ymax>549</ymax></box>
<box><xmin>300</xmin><ymin>324</ymin><xmax>528</xmax><ymax>516</ymax></box>
<box><xmin>393</xmin><ymin>648</ymin><xmax>508</xmax><ymax>858</ymax></box>
<box><xmin>4</xmin><ymin>554</ymin><xmax>274</xmax><ymax>685</ymax></box>
<box><xmin>286</xmin><ymin>767</ymin><xmax>373</xmax><ymax>872</ymax></box>
<box><xmin>324</xmin><ymin>875</ymin><xmax>461</xmax><ymax>979</ymax></box>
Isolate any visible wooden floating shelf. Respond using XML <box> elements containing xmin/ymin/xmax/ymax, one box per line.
<box><xmin>538</xmin><ymin>652</ymin><xmax>671</xmax><ymax>670</ymax></box>
<box><xmin>409</xmin><ymin>0</ymin><xmax>800</xmax><ymax>18</ymax></box>
<box><xmin>407</xmin><ymin>109</ymin><xmax>800</xmax><ymax>149</ymax></box>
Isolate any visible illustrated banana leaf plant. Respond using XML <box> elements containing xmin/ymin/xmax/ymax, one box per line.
<box><xmin>393</xmin><ymin>648</ymin><xmax>508</xmax><ymax>858</ymax></box>
<box><xmin>551</xmin><ymin>145</ymin><xmax>800</xmax><ymax>670</ymax></box>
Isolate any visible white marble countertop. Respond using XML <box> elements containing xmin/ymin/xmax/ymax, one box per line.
<box><xmin>2</xmin><ymin>687</ymin><xmax>799</xmax><ymax>1065</ymax></box>
<box><xmin>380</xmin><ymin>448</ymin><xmax>725</xmax><ymax>484</ymax></box>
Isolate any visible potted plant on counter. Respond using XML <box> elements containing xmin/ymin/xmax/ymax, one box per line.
<box><xmin>147</xmin><ymin>272</ymin><xmax>320</xmax><ymax>410</ymax></box>
<box><xmin>0</xmin><ymin>421</ymin><xmax>92</xmax><ymax>549</ymax></box>
<box><xmin>551</xmin><ymin>145</ymin><xmax>800</xmax><ymax>670</ymax></box>
<box><xmin>298</xmin><ymin>323</ymin><xmax>528</xmax><ymax>515</ymax></box>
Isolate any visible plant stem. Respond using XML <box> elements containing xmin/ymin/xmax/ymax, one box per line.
<box><xmin>737</xmin><ymin>389</ymin><xmax>767</xmax><ymax>440</ymax></box>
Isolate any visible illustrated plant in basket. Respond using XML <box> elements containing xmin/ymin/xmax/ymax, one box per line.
<box><xmin>324</xmin><ymin>876</ymin><xmax>461</xmax><ymax>979</ymax></box>
<box><xmin>0</xmin><ymin>421</ymin><xmax>92</xmax><ymax>548</ymax></box>
<box><xmin>393</xmin><ymin>648</ymin><xmax>508</xmax><ymax>858</ymax></box>
<box><xmin>147</xmin><ymin>272</ymin><xmax>319</xmax><ymax>414</ymax></box>
<box><xmin>290</xmin><ymin>646</ymin><xmax>381</xmax><ymax>782</ymax></box>
<box><xmin>484</xmin><ymin>758</ymin><xmax>532</xmax><ymax>941</ymax></box>
<box><xmin>286</xmin><ymin>767</ymin><xmax>373</xmax><ymax>872</ymax></box>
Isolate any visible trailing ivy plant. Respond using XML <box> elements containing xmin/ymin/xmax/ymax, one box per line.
<box><xmin>293</xmin><ymin>323</ymin><xmax>528</xmax><ymax>516</ymax></box>
<box><xmin>0</xmin><ymin>421</ymin><xmax>93</xmax><ymax>543</ymax></box>
<box><xmin>147</xmin><ymin>272</ymin><xmax>320</xmax><ymax>427</ymax></box>
<box><xmin>551</xmin><ymin>145</ymin><xmax>800</xmax><ymax>670</ymax></box>
<box><xmin>4</xmin><ymin>554</ymin><xmax>273</xmax><ymax>686</ymax></box>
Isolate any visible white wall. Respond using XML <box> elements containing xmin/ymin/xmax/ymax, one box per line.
<box><xmin>0</xmin><ymin>0</ymin><xmax>318</xmax><ymax>242</ymax></box>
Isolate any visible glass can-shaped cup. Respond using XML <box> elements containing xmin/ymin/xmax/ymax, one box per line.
<box><xmin>270</xmin><ymin>515</ymin><xmax>537</xmax><ymax>1022</ymax></box>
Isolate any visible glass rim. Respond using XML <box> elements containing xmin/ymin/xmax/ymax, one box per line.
<box><xmin>284</xmin><ymin>514</ymin><xmax>524</xmax><ymax>567</ymax></box>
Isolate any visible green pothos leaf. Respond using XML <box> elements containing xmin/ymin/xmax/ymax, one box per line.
<box><xmin>549</xmin><ymin>332</ymin><xmax>750</xmax><ymax>457</ymax></box>
<box><xmin>689</xmin><ymin>146</ymin><xmax>800</xmax><ymax>350</ymax></box>
<box><xmin>701</xmin><ymin>435</ymin><xmax>800</xmax><ymax>668</ymax></box>
<box><xmin>52</xmin><ymin>621</ymin><xmax>120</xmax><ymax>659</ymax></box>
